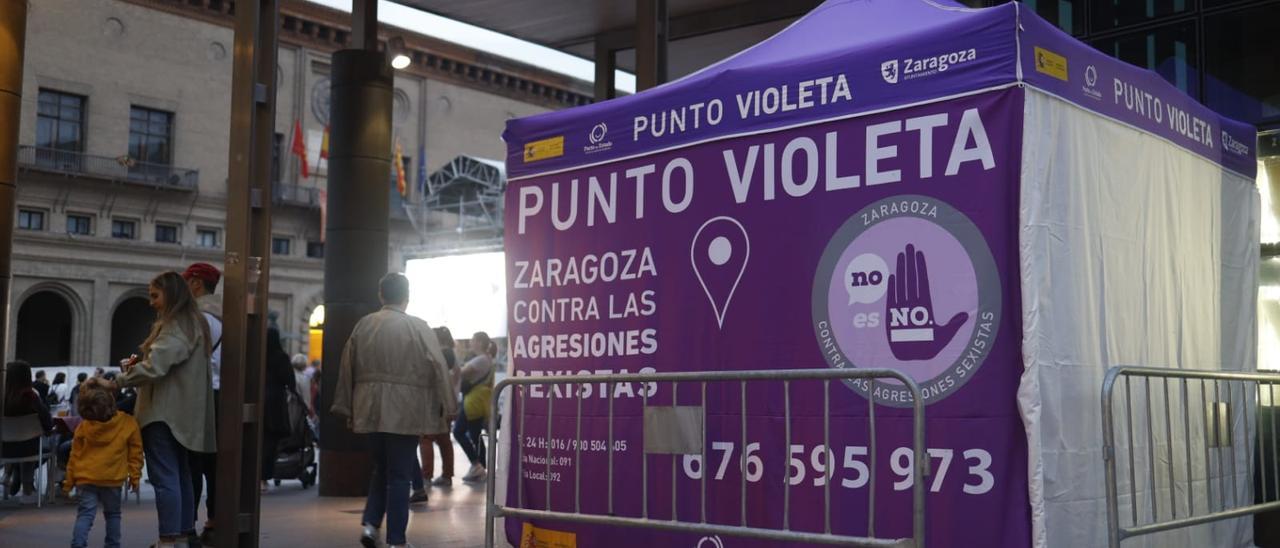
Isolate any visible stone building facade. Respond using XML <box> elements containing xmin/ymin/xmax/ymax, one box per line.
<box><xmin>10</xmin><ymin>0</ymin><xmax>590</xmax><ymax>366</ymax></box>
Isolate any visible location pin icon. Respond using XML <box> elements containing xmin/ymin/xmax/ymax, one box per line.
<box><xmin>691</xmin><ymin>216</ymin><xmax>750</xmax><ymax>328</ymax></box>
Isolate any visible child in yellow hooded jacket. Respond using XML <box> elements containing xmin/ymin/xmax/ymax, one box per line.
<box><xmin>64</xmin><ymin>379</ymin><xmax>143</xmax><ymax>548</ymax></box>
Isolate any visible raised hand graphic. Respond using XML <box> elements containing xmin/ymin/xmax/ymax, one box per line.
<box><xmin>884</xmin><ymin>243</ymin><xmax>969</xmax><ymax>361</ymax></box>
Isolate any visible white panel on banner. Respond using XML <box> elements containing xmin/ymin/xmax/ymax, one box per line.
<box><xmin>1018</xmin><ymin>89</ymin><xmax>1259</xmax><ymax>548</ymax></box>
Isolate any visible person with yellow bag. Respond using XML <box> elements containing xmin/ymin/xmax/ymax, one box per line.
<box><xmin>454</xmin><ymin>332</ymin><xmax>495</xmax><ymax>483</ymax></box>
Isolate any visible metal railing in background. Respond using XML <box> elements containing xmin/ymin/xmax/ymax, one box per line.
<box><xmin>485</xmin><ymin>368</ymin><xmax>929</xmax><ymax>548</ymax></box>
<box><xmin>1101</xmin><ymin>366</ymin><xmax>1280</xmax><ymax>547</ymax></box>
<box><xmin>16</xmin><ymin>145</ymin><xmax>199</xmax><ymax>190</ymax></box>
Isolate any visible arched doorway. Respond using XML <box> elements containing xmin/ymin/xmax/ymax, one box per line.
<box><xmin>15</xmin><ymin>291</ymin><xmax>73</xmax><ymax>366</ymax></box>
<box><xmin>111</xmin><ymin>297</ymin><xmax>154</xmax><ymax>365</ymax></box>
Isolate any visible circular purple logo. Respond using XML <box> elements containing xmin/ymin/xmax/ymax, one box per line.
<box><xmin>812</xmin><ymin>196</ymin><xmax>1000</xmax><ymax>406</ymax></box>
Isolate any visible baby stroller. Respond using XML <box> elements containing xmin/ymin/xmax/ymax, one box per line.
<box><xmin>271</xmin><ymin>387</ymin><xmax>317</xmax><ymax>488</ymax></box>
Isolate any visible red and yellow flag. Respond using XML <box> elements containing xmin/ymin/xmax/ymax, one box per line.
<box><xmin>394</xmin><ymin>139</ymin><xmax>407</xmax><ymax>197</ymax></box>
<box><xmin>291</xmin><ymin>118</ymin><xmax>309</xmax><ymax>179</ymax></box>
<box><xmin>319</xmin><ymin>125</ymin><xmax>330</xmax><ymax>161</ymax></box>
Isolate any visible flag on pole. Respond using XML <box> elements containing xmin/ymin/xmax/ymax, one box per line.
<box><xmin>319</xmin><ymin>189</ymin><xmax>328</xmax><ymax>243</ymax></box>
<box><xmin>416</xmin><ymin>144</ymin><xmax>427</xmax><ymax>198</ymax></box>
<box><xmin>319</xmin><ymin>125</ymin><xmax>330</xmax><ymax>161</ymax></box>
<box><xmin>394</xmin><ymin>139</ymin><xmax>407</xmax><ymax>197</ymax></box>
<box><xmin>291</xmin><ymin>118</ymin><xmax>309</xmax><ymax>179</ymax></box>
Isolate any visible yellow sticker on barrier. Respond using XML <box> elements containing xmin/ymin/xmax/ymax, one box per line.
<box><xmin>523</xmin><ymin>135</ymin><xmax>565</xmax><ymax>163</ymax></box>
<box><xmin>1033</xmin><ymin>46</ymin><xmax>1068</xmax><ymax>81</ymax></box>
<box><xmin>520</xmin><ymin>523</ymin><xmax>577</xmax><ymax>548</ymax></box>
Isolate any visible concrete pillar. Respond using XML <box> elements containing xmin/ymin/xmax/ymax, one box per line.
<box><xmin>91</xmin><ymin>278</ymin><xmax>111</xmax><ymax>366</ymax></box>
<box><xmin>318</xmin><ymin>49</ymin><xmax>392</xmax><ymax>497</ymax></box>
<box><xmin>0</xmin><ymin>0</ymin><xmax>26</xmax><ymax>377</ymax></box>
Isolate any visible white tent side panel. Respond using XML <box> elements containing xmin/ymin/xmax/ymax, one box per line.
<box><xmin>1018</xmin><ymin>88</ymin><xmax>1260</xmax><ymax>548</ymax></box>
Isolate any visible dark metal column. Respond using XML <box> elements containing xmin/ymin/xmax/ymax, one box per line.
<box><xmin>636</xmin><ymin>0</ymin><xmax>669</xmax><ymax>91</ymax></box>
<box><xmin>594</xmin><ymin>38</ymin><xmax>617</xmax><ymax>101</ymax></box>
<box><xmin>0</xmin><ymin>0</ymin><xmax>26</xmax><ymax>393</ymax></box>
<box><xmin>218</xmin><ymin>0</ymin><xmax>278</xmax><ymax>545</ymax></box>
<box><xmin>317</xmin><ymin>49</ymin><xmax>393</xmax><ymax>496</ymax></box>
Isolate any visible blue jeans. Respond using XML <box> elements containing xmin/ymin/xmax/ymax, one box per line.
<box><xmin>361</xmin><ymin>433</ymin><xmax>418</xmax><ymax>545</ymax></box>
<box><xmin>143</xmin><ymin>423</ymin><xmax>195</xmax><ymax>537</ymax></box>
<box><xmin>453</xmin><ymin>416</ymin><xmax>486</xmax><ymax>467</ymax></box>
<box><xmin>72</xmin><ymin>485</ymin><xmax>122</xmax><ymax>548</ymax></box>
<box><xmin>411</xmin><ymin>456</ymin><xmax>424</xmax><ymax>491</ymax></box>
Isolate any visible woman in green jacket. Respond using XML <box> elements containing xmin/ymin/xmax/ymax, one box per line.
<box><xmin>116</xmin><ymin>271</ymin><xmax>215</xmax><ymax>547</ymax></box>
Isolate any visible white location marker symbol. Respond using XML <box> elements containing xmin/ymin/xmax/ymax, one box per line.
<box><xmin>691</xmin><ymin>216</ymin><xmax>750</xmax><ymax>328</ymax></box>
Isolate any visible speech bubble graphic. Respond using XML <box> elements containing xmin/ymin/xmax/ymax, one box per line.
<box><xmin>844</xmin><ymin>252</ymin><xmax>888</xmax><ymax>305</ymax></box>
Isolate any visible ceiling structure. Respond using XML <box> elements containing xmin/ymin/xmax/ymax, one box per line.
<box><xmin>388</xmin><ymin>0</ymin><xmax>821</xmax><ymax>80</ymax></box>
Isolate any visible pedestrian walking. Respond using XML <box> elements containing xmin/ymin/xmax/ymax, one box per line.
<box><xmin>422</xmin><ymin>326</ymin><xmax>458</xmax><ymax>488</ymax></box>
<box><xmin>332</xmin><ymin>273</ymin><xmax>456</xmax><ymax>548</ymax></box>
<box><xmin>455</xmin><ymin>332</ymin><xmax>496</xmax><ymax>482</ymax></box>
<box><xmin>261</xmin><ymin>326</ymin><xmax>297</xmax><ymax>491</ymax></box>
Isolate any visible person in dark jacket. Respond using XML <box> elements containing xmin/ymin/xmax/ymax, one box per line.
<box><xmin>3</xmin><ymin>360</ymin><xmax>54</xmax><ymax>496</ymax></box>
<box><xmin>68</xmin><ymin>372</ymin><xmax>89</xmax><ymax>416</ymax></box>
<box><xmin>420</xmin><ymin>326</ymin><xmax>458</xmax><ymax>488</ymax></box>
<box><xmin>260</xmin><ymin>327</ymin><xmax>296</xmax><ymax>490</ymax></box>
<box><xmin>102</xmin><ymin>372</ymin><xmax>137</xmax><ymax>415</ymax></box>
<box><xmin>33</xmin><ymin>370</ymin><xmax>50</xmax><ymax>404</ymax></box>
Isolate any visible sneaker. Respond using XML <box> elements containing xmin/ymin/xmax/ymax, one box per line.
<box><xmin>463</xmin><ymin>464</ymin><xmax>487</xmax><ymax>482</ymax></box>
<box><xmin>409</xmin><ymin>488</ymin><xmax>429</xmax><ymax>503</ymax></box>
<box><xmin>360</xmin><ymin>524</ymin><xmax>380</xmax><ymax>548</ymax></box>
<box><xmin>389</xmin><ymin>544</ymin><xmax>416</xmax><ymax>548</ymax></box>
<box><xmin>430</xmin><ymin>476</ymin><xmax>452</xmax><ymax>487</ymax></box>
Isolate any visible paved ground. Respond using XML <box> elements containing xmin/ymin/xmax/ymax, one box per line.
<box><xmin>0</xmin><ymin>456</ymin><xmax>493</xmax><ymax>547</ymax></box>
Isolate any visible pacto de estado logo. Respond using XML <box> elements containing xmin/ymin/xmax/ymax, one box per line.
<box><xmin>584</xmin><ymin>122</ymin><xmax>613</xmax><ymax>154</ymax></box>
<box><xmin>812</xmin><ymin>196</ymin><xmax>1001</xmax><ymax>406</ymax></box>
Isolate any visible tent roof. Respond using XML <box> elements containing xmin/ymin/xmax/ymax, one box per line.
<box><xmin>504</xmin><ymin>0</ymin><xmax>1257</xmax><ymax>180</ymax></box>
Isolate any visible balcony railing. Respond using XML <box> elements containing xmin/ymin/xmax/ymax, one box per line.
<box><xmin>273</xmin><ymin>182</ymin><xmax>321</xmax><ymax>208</ymax></box>
<box><xmin>17</xmin><ymin>146</ymin><xmax>199</xmax><ymax>191</ymax></box>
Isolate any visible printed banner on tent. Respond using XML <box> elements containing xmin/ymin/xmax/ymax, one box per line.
<box><xmin>504</xmin><ymin>88</ymin><xmax>1030</xmax><ymax>547</ymax></box>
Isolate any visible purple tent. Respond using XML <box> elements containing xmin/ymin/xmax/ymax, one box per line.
<box><xmin>500</xmin><ymin>1</ymin><xmax>1259</xmax><ymax>546</ymax></box>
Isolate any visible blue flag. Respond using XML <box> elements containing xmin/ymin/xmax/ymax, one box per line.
<box><xmin>417</xmin><ymin>144</ymin><xmax>428</xmax><ymax>197</ymax></box>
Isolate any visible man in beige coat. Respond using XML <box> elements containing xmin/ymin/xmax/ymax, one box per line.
<box><xmin>332</xmin><ymin>272</ymin><xmax>456</xmax><ymax>548</ymax></box>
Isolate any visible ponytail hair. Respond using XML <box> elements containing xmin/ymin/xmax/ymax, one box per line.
<box><xmin>472</xmin><ymin>331</ymin><xmax>497</xmax><ymax>358</ymax></box>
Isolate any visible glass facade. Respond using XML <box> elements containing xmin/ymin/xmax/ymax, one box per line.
<box><xmin>1091</xmin><ymin>0</ymin><xmax>1193</xmax><ymax>31</ymax></box>
<box><xmin>1091</xmin><ymin>22</ymin><xmax>1197</xmax><ymax>97</ymax></box>
<box><xmin>967</xmin><ymin>1</ymin><xmax>1280</xmax><ymax>373</ymax></box>
<box><xmin>971</xmin><ymin>0</ymin><xmax>1280</xmax><ymax>129</ymax></box>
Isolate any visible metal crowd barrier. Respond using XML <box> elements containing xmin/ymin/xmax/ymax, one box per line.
<box><xmin>1101</xmin><ymin>366</ymin><xmax>1280</xmax><ymax>547</ymax></box>
<box><xmin>485</xmin><ymin>368</ymin><xmax>928</xmax><ymax>548</ymax></box>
